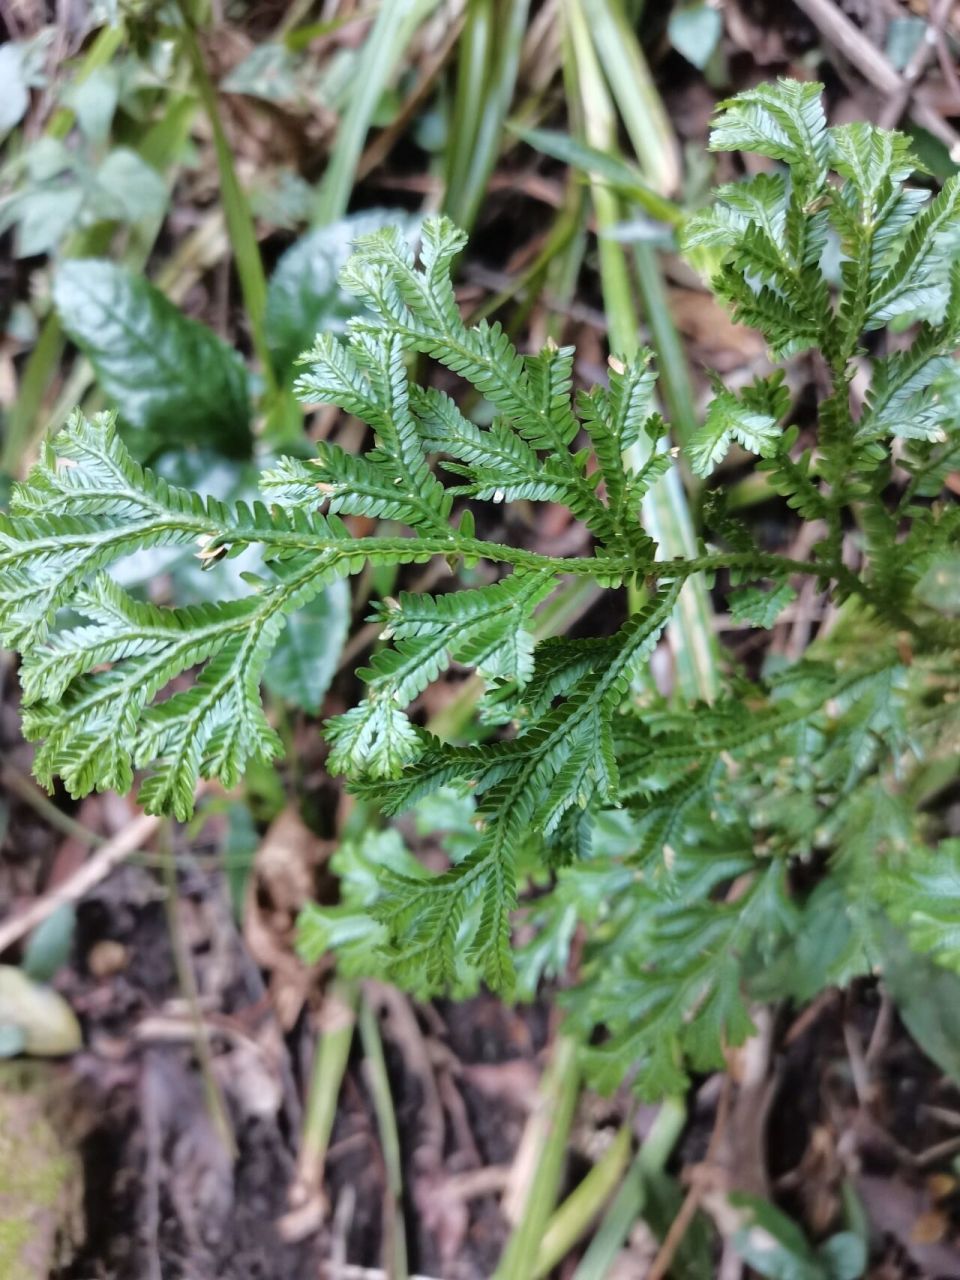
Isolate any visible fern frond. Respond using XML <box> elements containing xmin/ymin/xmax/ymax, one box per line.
<box><xmin>344</xmin><ymin>581</ymin><xmax>683</xmax><ymax>988</ymax></box>
<box><xmin>712</xmin><ymin>269</ymin><xmax>823</xmax><ymax>358</ymax></box>
<box><xmin>334</xmin><ymin>217</ymin><xmax>613</xmax><ymax>536</ymax></box>
<box><xmin>22</xmin><ymin>557</ymin><xmax>326</xmax><ymax>817</ymax></box>
<box><xmin>263</xmin><ymin>444</ymin><xmax>453</xmax><ymax>525</ymax></box>
<box><xmin>709</xmin><ymin>79</ymin><xmax>829</xmax><ymax>190</ymax></box>
<box><xmin>579</xmin><ymin>351</ymin><xmax>660</xmax><ymax>520</ymax></box>
<box><xmin>867</xmin><ymin>176</ymin><xmax>960</xmax><ymax>328</ymax></box>
<box><xmin>0</xmin><ymin>406</ymin><xmax>638</xmax><ymax>824</ymax></box>
<box><xmin>687</xmin><ymin>375</ymin><xmax>787</xmax><ymax>478</ymax></box>
<box><xmin>325</xmin><ymin>571</ymin><xmax>555</xmax><ymax>777</ymax></box>
<box><xmin>5</xmin><ymin>151</ymin><xmax>960</xmax><ymax>1095</ymax></box>
<box><xmin>729</xmin><ymin>581</ymin><xmax>797</xmax><ymax>628</ymax></box>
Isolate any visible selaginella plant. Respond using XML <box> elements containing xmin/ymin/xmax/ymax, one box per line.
<box><xmin>3</xmin><ymin>79</ymin><xmax>960</xmax><ymax>1094</ymax></box>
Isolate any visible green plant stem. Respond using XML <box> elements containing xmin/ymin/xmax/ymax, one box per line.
<box><xmin>544</xmin><ymin>190</ymin><xmax>591</xmax><ymax>344</ymax></box>
<box><xmin>444</xmin><ymin>0</ymin><xmax>493</xmax><ymax>223</ymax></box>
<box><xmin>194</xmin><ymin>495</ymin><xmax>942</xmax><ymax>635</ymax></box>
<box><xmin>534</xmin><ymin>1121</ymin><xmax>633</xmax><ymax>1276</ymax></box>
<box><xmin>571</xmin><ymin>1097</ymin><xmax>687</xmax><ymax>1280</ymax></box>
<box><xmin>562</xmin><ymin>12</ymin><xmax>633</xmax><ymax>352</ymax></box>
<box><xmin>313</xmin><ymin>0</ymin><xmax>441</xmax><ymax>225</ymax></box>
<box><xmin>72</xmin><ymin>458</ymin><xmax>937</xmax><ymax>636</ymax></box>
<box><xmin>632</xmin><ymin>245</ymin><xmax>697</xmax><ymax>444</ymax></box>
<box><xmin>2</xmin><ymin>315</ymin><xmax>64</xmax><ymax>475</ymax></box>
<box><xmin>297</xmin><ymin>977</ymin><xmax>359</xmax><ymax>1196</ymax></box>
<box><xmin>493</xmin><ymin>1034</ymin><xmax>581</xmax><ymax>1279</ymax></box>
<box><xmin>578</xmin><ymin>0</ymin><xmax>680</xmax><ymax>196</ymax></box>
<box><xmin>564</xmin><ymin>0</ymin><xmax>720</xmax><ymax>701</ymax></box>
<box><xmin>176</xmin><ymin>6</ymin><xmax>277</xmax><ymax>398</ymax></box>
<box><xmin>444</xmin><ymin>0</ymin><xmax>531</xmax><ymax>233</ymax></box>
<box><xmin>358</xmin><ymin>992</ymin><xmax>408</xmax><ymax>1280</ymax></box>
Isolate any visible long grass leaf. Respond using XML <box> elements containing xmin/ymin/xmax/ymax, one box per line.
<box><xmin>314</xmin><ymin>0</ymin><xmax>442</xmax><ymax>225</ymax></box>
<box><xmin>578</xmin><ymin>0</ymin><xmax>681</xmax><ymax>195</ymax></box>
<box><xmin>178</xmin><ymin>7</ymin><xmax>275</xmax><ymax>396</ymax></box>
<box><xmin>565</xmin><ymin>0</ymin><xmax>719</xmax><ymax>702</ymax></box>
<box><xmin>510</xmin><ymin>123</ymin><xmax>683</xmax><ymax>226</ymax></box>
<box><xmin>444</xmin><ymin>0</ymin><xmax>532</xmax><ymax>231</ymax></box>
<box><xmin>571</xmin><ymin>1099</ymin><xmax>687</xmax><ymax>1280</ymax></box>
<box><xmin>493</xmin><ymin>1035</ymin><xmax>581</xmax><ymax>1279</ymax></box>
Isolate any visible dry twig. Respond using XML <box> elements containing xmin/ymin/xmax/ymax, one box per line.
<box><xmin>792</xmin><ymin>0</ymin><xmax>960</xmax><ymax>158</ymax></box>
<box><xmin>0</xmin><ymin>811</ymin><xmax>160</xmax><ymax>954</ymax></box>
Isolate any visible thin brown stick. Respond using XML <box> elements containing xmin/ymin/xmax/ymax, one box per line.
<box><xmin>356</xmin><ymin>8</ymin><xmax>466</xmax><ymax>181</ymax></box>
<box><xmin>935</xmin><ymin>4</ymin><xmax>960</xmax><ymax>103</ymax></box>
<box><xmin>878</xmin><ymin>0</ymin><xmax>956</xmax><ymax>129</ymax></box>
<box><xmin>0</xmin><ymin>2</ymin><xmax>23</xmax><ymax>37</ymax></box>
<box><xmin>842</xmin><ymin>1017</ymin><xmax>873</xmax><ymax>1106</ymax></box>
<box><xmin>0</xmin><ymin>811</ymin><xmax>160</xmax><ymax>954</ymax></box>
<box><xmin>1</xmin><ymin>764</ymin><xmax>103</xmax><ymax>847</ymax></box>
<box><xmin>792</xmin><ymin>0</ymin><xmax>960</xmax><ymax>157</ymax></box>
<box><xmin>647</xmin><ymin>1078</ymin><xmax>733</xmax><ymax>1280</ymax></box>
<box><xmin>792</xmin><ymin>0</ymin><xmax>899</xmax><ymax>93</ymax></box>
<box><xmin>865</xmin><ymin>991</ymin><xmax>895</xmax><ymax>1066</ymax></box>
<box><xmin>915</xmin><ymin>1134</ymin><xmax>960</xmax><ymax>1167</ymax></box>
<box><xmin>646</xmin><ymin>1182</ymin><xmax>705</xmax><ymax>1280</ymax></box>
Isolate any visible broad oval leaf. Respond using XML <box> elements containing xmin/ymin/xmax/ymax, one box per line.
<box><xmin>53</xmin><ymin>260</ymin><xmax>252</xmax><ymax>456</ymax></box>
<box><xmin>265</xmin><ymin>209</ymin><xmax>417</xmax><ymax>381</ymax></box>
<box><xmin>93</xmin><ymin>149</ymin><xmax>169</xmax><ymax>224</ymax></box>
<box><xmin>264</xmin><ymin>575</ymin><xmax>350</xmax><ymax>713</ymax></box>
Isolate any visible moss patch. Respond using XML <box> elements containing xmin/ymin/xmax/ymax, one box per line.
<box><xmin>0</xmin><ymin>1063</ymin><xmax>83</xmax><ymax>1279</ymax></box>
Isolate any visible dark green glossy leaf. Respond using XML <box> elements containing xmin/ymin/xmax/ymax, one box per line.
<box><xmin>22</xmin><ymin>905</ymin><xmax>76</xmax><ymax>983</ymax></box>
<box><xmin>264</xmin><ymin>575</ymin><xmax>350</xmax><ymax>713</ymax></box>
<box><xmin>53</xmin><ymin>260</ymin><xmax>252</xmax><ymax>456</ymax></box>
<box><xmin>880</xmin><ymin>920</ymin><xmax>960</xmax><ymax>1085</ymax></box>
<box><xmin>265</xmin><ymin>209</ymin><xmax>418</xmax><ymax>380</ymax></box>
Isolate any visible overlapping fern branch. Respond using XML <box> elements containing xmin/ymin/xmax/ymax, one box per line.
<box><xmin>3</xmin><ymin>80</ymin><xmax>960</xmax><ymax>1089</ymax></box>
